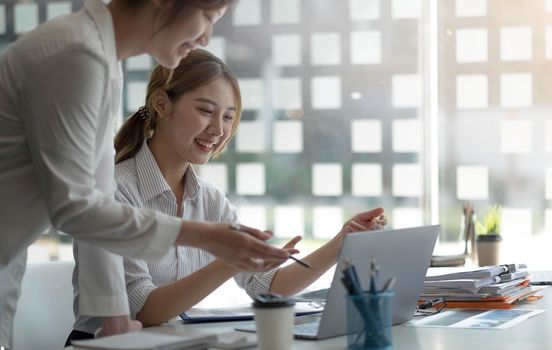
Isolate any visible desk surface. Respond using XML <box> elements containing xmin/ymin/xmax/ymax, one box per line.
<box><xmin>66</xmin><ymin>287</ymin><xmax>551</xmax><ymax>350</ymax></box>
<box><xmin>165</xmin><ymin>287</ymin><xmax>552</xmax><ymax>350</ymax></box>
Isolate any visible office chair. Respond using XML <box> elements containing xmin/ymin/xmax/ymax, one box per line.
<box><xmin>12</xmin><ymin>260</ymin><xmax>75</xmax><ymax>350</ymax></box>
<box><xmin>430</xmin><ymin>202</ymin><xmax>475</xmax><ymax>267</ymax></box>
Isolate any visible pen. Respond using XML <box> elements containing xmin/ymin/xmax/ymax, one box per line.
<box><xmin>380</xmin><ymin>277</ymin><xmax>396</xmax><ymax>293</ymax></box>
<box><xmin>289</xmin><ymin>255</ymin><xmax>312</xmax><ymax>269</ymax></box>
<box><xmin>341</xmin><ymin>277</ymin><xmax>355</xmax><ymax>294</ymax></box>
<box><xmin>349</xmin><ymin>220</ymin><xmax>369</xmax><ymax>231</ymax></box>
<box><xmin>349</xmin><ymin>216</ymin><xmax>387</xmax><ymax>232</ymax></box>
<box><xmin>351</xmin><ymin>265</ymin><xmax>362</xmax><ymax>291</ymax></box>
<box><xmin>346</xmin><ymin>260</ymin><xmax>363</xmax><ymax>294</ymax></box>
<box><xmin>369</xmin><ymin>259</ymin><xmax>378</xmax><ymax>293</ymax></box>
<box><xmin>229</xmin><ymin>223</ymin><xmax>310</xmax><ymax>268</ymax></box>
<box><xmin>341</xmin><ymin>260</ymin><xmax>362</xmax><ymax>294</ymax></box>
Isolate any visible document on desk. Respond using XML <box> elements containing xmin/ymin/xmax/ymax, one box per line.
<box><xmin>71</xmin><ymin>329</ymin><xmax>216</xmax><ymax>350</ymax></box>
<box><xmin>180</xmin><ymin>301</ymin><xmax>324</xmax><ymax>322</ymax></box>
<box><xmin>407</xmin><ymin>309</ymin><xmax>545</xmax><ymax>330</ymax></box>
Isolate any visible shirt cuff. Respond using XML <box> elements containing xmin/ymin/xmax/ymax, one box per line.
<box><xmin>78</xmin><ymin>291</ymin><xmax>129</xmax><ymax>316</ymax></box>
<box><xmin>127</xmin><ymin>281</ymin><xmax>156</xmax><ymax>319</ymax></box>
<box><xmin>241</xmin><ymin>269</ymin><xmax>279</xmax><ymax>298</ymax></box>
<box><xmin>141</xmin><ymin>212</ymin><xmax>181</xmax><ymax>261</ymax></box>
<box><xmin>256</xmin><ymin>269</ymin><xmax>279</xmax><ymax>294</ymax></box>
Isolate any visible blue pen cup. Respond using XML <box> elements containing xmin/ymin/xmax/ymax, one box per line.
<box><xmin>346</xmin><ymin>291</ymin><xmax>394</xmax><ymax>350</ymax></box>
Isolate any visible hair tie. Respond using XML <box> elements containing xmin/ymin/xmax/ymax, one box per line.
<box><xmin>138</xmin><ymin>106</ymin><xmax>149</xmax><ymax>121</ymax></box>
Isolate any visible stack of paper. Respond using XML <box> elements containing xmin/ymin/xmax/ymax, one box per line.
<box><xmin>421</xmin><ymin>264</ymin><xmax>542</xmax><ymax>309</ymax></box>
<box><xmin>71</xmin><ymin>329</ymin><xmax>217</xmax><ymax>350</ymax></box>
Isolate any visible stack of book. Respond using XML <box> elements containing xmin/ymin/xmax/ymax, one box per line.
<box><xmin>421</xmin><ymin>264</ymin><xmax>542</xmax><ymax>309</ymax></box>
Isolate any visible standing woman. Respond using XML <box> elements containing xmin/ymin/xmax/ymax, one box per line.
<box><xmin>0</xmin><ymin>0</ymin><xmax>290</xmax><ymax>348</ymax></box>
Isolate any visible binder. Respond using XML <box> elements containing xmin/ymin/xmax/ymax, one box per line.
<box><xmin>419</xmin><ymin>285</ymin><xmax>542</xmax><ymax>310</ymax></box>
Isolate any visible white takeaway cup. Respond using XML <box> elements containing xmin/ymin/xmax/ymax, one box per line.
<box><xmin>252</xmin><ymin>294</ymin><xmax>296</xmax><ymax>350</ymax></box>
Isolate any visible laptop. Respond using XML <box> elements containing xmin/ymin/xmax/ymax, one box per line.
<box><xmin>237</xmin><ymin>225</ymin><xmax>440</xmax><ymax>340</ymax></box>
<box><xmin>530</xmin><ymin>271</ymin><xmax>552</xmax><ymax>285</ymax></box>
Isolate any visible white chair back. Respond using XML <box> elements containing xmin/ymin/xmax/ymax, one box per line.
<box><xmin>13</xmin><ymin>261</ymin><xmax>75</xmax><ymax>350</ymax></box>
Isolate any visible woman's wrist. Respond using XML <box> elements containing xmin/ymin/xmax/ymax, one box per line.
<box><xmin>176</xmin><ymin>221</ymin><xmax>211</xmax><ymax>248</ymax></box>
<box><xmin>331</xmin><ymin>230</ymin><xmax>346</xmax><ymax>247</ymax></box>
<box><xmin>213</xmin><ymin>259</ymin><xmax>239</xmax><ymax>275</ymax></box>
<box><xmin>98</xmin><ymin>315</ymin><xmax>142</xmax><ymax>337</ymax></box>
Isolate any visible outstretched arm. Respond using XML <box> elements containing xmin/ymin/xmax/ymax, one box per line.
<box><xmin>269</xmin><ymin>207</ymin><xmax>386</xmax><ymax>296</ymax></box>
<box><xmin>133</xmin><ymin>230</ymin><xmax>299</xmax><ymax>327</ymax></box>
<box><xmin>135</xmin><ymin>259</ymin><xmax>237</xmax><ymax>327</ymax></box>
<box><xmin>177</xmin><ymin>222</ymin><xmax>292</xmax><ymax>271</ymax></box>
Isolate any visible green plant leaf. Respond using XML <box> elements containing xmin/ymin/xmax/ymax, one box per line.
<box><xmin>480</xmin><ymin>204</ymin><xmax>501</xmax><ymax>235</ymax></box>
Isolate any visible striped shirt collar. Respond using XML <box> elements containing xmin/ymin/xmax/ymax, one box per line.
<box><xmin>135</xmin><ymin>142</ymin><xmax>201</xmax><ymax>202</ymax></box>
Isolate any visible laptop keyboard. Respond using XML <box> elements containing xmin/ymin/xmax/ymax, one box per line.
<box><xmin>294</xmin><ymin>322</ymin><xmax>320</xmax><ymax>336</ymax></box>
<box><xmin>530</xmin><ymin>271</ymin><xmax>552</xmax><ymax>285</ymax></box>
<box><xmin>294</xmin><ymin>288</ymin><xmax>329</xmax><ymax>302</ymax></box>
<box><xmin>293</xmin><ymin>315</ymin><xmax>321</xmax><ymax>337</ymax></box>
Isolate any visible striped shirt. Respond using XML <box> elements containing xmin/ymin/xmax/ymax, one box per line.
<box><xmin>74</xmin><ymin>142</ymin><xmax>277</xmax><ymax>334</ymax></box>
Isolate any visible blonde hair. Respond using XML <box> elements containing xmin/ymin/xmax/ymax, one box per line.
<box><xmin>115</xmin><ymin>49</ymin><xmax>242</xmax><ymax>164</ymax></box>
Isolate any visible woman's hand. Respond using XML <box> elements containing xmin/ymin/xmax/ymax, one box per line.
<box><xmin>96</xmin><ymin>316</ymin><xmax>142</xmax><ymax>338</ymax></box>
<box><xmin>252</xmin><ymin>235</ymin><xmax>302</xmax><ymax>272</ymax></box>
<box><xmin>327</xmin><ymin>207</ymin><xmax>386</xmax><ymax>250</ymax></box>
<box><xmin>339</xmin><ymin>207</ymin><xmax>387</xmax><ymax>236</ymax></box>
<box><xmin>181</xmin><ymin>222</ymin><xmax>295</xmax><ymax>272</ymax></box>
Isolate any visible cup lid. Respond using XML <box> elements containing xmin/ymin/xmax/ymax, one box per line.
<box><xmin>253</xmin><ymin>294</ymin><xmax>296</xmax><ymax>308</ymax></box>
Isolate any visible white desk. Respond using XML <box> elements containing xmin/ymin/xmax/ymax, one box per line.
<box><xmin>67</xmin><ymin>287</ymin><xmax>551</xmax><ymax>350</ymax></box>
<box><xmin>157</xmin><ymin>287</ymin><xmax>552</xmax><ymax>350</ymax></box>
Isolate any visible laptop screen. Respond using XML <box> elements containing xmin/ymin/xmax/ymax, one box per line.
<box><xmin>315</xmin><ymin>225</ymin><xmax>440</xmax><ymax>339</ymax></box>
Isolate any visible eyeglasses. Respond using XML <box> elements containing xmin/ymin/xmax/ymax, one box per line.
<box><xmin>414</xmin><ymin>298</ymin><xmax>447</xmax><ymax>317</ymax></box>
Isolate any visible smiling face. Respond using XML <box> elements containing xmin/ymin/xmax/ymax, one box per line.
<box><xmin>152</xmin><ymin>77</ymin><xmax>237</xmax><ymax>166</ymax></box>
<box><xmin>145</xmin><ymin>4</ymin><xmax>227</xmax><ymax>68</ymax></box>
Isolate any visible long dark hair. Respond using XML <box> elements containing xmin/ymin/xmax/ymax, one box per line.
<box><xmin>119</xmin><ymin>0</ymin><xmax>236</xmax><ymax>27</ymax></box>
<box><xmin>115</xmin><ymin>49</ymin><xmax>242</xmax><ymax>164</ymax></box>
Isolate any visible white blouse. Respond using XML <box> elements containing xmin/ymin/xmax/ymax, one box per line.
<box><xmin>0</xmin><ymin>0</ymin><xmax>181</xmax><ymax>317</ymax></box>
<box><xmin>74</xmin><ymin>142</ymin><xmax>277</xmax><ymax>334</ymax></box>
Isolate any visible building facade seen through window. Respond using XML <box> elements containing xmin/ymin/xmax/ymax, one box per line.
<box><xmin>1</xmin><ymin>0</ymin><xmax>552</xmax><ymax>269</ymax></box>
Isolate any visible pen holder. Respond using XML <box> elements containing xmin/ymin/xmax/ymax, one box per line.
<box><xmin>346</xmin><ymin>291</ymin><xmax>394</xmax><ymax>350</ymax></box>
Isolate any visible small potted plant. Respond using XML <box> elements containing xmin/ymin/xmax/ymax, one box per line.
<box><xmin>475</xmin><ymin>205</ymin><xmax>503</xmax><ymax>266</ymax></box>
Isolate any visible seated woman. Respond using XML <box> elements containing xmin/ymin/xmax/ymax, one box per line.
<box><xmin>70</xmin><ymin>49</ymin><xmax>387</xmax><ymax>336</ymax></box>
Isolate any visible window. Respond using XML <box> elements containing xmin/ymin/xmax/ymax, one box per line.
<box><xmin>2</xmin><ymin>0</ymin><xmax>549</xmax><ymax>270</ymax></box>
<box><xmin>440</xmin><ymin>0</ymin><xmax>551</xmax><ymax>268</ymax></box>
